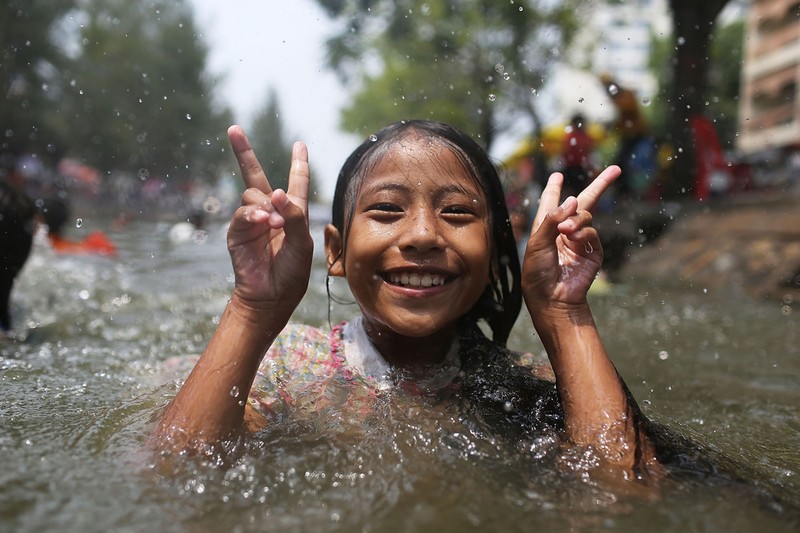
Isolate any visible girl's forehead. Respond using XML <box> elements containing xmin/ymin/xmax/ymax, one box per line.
<box><xmin>365</xmin><ymin>138</ymin><xmax>483</xmax><ymax>191</ymax></box>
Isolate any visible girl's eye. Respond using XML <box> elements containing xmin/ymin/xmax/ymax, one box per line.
<box><xmin>442</xmin><ymin>205</ymin><xmax>476</xmax><ymax>216</ymax></box>
<box><xmin>368</xmin><ymin>203</ymin><xmax>402</xmax><ymax>213</ymax></box>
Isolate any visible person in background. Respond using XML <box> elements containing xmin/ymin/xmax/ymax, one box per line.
<box><xmin>0</xmin><ymin>180</ymin><xmax>36</xmax><ymax>334</ymax></box>
<box><xmin>37</xmin><ymin>195</ymin><xmax>117</xmax><ymax>257</ymax></box>
<box><xmin>600</xmin><ymin>74</ymin><xmax>649</xmax><ymax>198</ymax></box>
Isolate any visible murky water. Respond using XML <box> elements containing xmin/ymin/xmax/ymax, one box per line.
<box><xmin>2</xmin><ymin>216</ymin><xmax>799</xmax><ymax>532</ymax></box>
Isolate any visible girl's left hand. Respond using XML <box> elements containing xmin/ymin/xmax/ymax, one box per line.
<box><xmin>521</xmin><ymin>166</ymin><xmax>620</xmax><ymax>307</ymax></box>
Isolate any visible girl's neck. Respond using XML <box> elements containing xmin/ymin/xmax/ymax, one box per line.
<box><xmin>362</xmin><ymin>319</ymin><xmax>458</xmax><ymax>369</ymax></box>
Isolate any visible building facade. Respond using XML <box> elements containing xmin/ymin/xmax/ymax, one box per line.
<box><xmin>737</xmin><ymin>0</ymin><xmax>800</xmax><ymax>155</ymax></box>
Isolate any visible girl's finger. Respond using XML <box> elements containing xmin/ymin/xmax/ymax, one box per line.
<box><xmin>576</xmin><ymin>165</ymin><xmax>620</xmax><ymax>212</ymax></box>
<box><xmin>271</xmin><ymin>189</ymin><xmax>310</xmax><ymax>242</ymax></box>
<box><xmin>286</xmin><ymin>142</ymin><xmax>310</xmax><ymax>219</ymax></box>
<box><xmin>533</xmin><ymin>172</ymin><xmax>565</xmax><ymax>231</ymax></box>
<box><xmin>228</xmin><ymin>125</ymin><xmax>273</xmax><ymax>195</ymax></box>
<box><xmin>556</xmin><ymin>209</ymin><xmax>593</xmax><ymax>235</ymax></box>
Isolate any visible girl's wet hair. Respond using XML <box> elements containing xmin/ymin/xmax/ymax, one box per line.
<box><xmin>330</xmin><ymin>120</ymin><xmax>522</xmax><ymax>345</ymax></box>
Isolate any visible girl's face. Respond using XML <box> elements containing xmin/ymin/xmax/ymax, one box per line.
<box><xmin>325</xmin><ymin>135</ymin><xmax>492</xmax><ymax>341</ymax></box>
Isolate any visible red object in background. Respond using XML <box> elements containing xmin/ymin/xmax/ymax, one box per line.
<box><xmin>691</xmin><ymin>115</ymin><xmax>727</xmax><ymax>200</ymax></box>
<box><xmin>48</xmin><ymin>231</ymin><xmax>117</xmax><ymax>257</ymax></box>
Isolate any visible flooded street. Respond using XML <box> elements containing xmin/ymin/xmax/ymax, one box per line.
<box><xmin>2</xmin><ymin>216</ymin><xmax>798</xmax><ymax>532</ymax></box>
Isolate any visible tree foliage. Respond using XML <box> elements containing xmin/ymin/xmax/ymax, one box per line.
<box><xmin>314</xmin><ymin>0</ymin><xmax>582</xmax><ymax>150</ymax></box>
<box><xmin>649</xmin><ymin>16</ymin><xmax>743</xmax><ymax>151</ymax></box>
<box><xmin>1</xmin><ymin>0</ymin><xmax>232</xmax><ymax>184</ymax></box>
<box><xmin>62</xmin><ymin>0</ymin><xmax>232</xmax><ymax>182</ymax></box>
<box><xmin>0</xmin><ymin>0</ymin><xmax>76</xmax><ymax>167</ymax></box>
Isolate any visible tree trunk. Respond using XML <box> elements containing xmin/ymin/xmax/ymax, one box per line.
<box><xmin>665</xmin><ymin>0</ymin><xmax>730</xmax><ymax>199</ymax></box>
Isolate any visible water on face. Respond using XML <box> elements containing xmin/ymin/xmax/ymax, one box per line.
<box><xmin>2</xmin><ymin>218</ymin><xmax>799</xmax><ymax>532</ymax></box>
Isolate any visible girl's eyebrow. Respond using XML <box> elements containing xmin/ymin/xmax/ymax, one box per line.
<box><xmin>359</xmin><ymin>180</ymin><xmax>409</xmax><ymax>196</ymax></box>
<box><xmin>361</xmin><ymin>178</ymin><xmax>481</xmax><ymax>201</ymax></box>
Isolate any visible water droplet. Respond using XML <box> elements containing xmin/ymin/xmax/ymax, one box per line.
<box><xmin>608</xmin><ymin>84</ymin><xmax>619</xmax><ymax>96</ymax></box>
<box><xmin>488</xmin><ymin>94</ymin><xmax>496</xmax><ymax>102</ymax></box>
<box><xmin>578</xmin><ymin>97</ymin><xmax>585</xmax><ymax>103</ymax></box>
<box><xmin>677</xmin><ymin>36</ymin><xmax>686</xmax><ymax>46</ymax></box>
<box><xmin>658</xmin><ymin>351</ymin><xmax>669</xmax><ymax>360</ymax></box>
<box><xmin>641</xmin><ymin>97</ymin><xmax>651</xmax><ymax>106</ymax></box>
<box><xmin>230</xmin><ymin>385</ymin><xmax>240</xmax><ymax>398</ymax></box>
<box><xmin>369</xmin><ymin>134</ymin><xmax>378</xmax><ymax>142</ymax></box>
<box><xmin>185</xmin><ymin>113</ymin><xmax>192</xmax><ymax>120</ymax></box>
<box><xmin>75</xmin><ymin>218</ymin><xmax>83</xmax><ymax>228</ymax></box>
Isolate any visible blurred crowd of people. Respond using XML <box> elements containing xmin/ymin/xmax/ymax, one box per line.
<box><xmin>501</xmin><ymin>74</ymin><xmax>758</xmax><ymax>244</ymax></box>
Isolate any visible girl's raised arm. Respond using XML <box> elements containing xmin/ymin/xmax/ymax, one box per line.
<box><xmin>152</xmin><ymin>126</ymin><xmax>314</xmax><ymax>451</ymax></box>
<box><xmin>521</xmin><ymin>167</ymin><xmax>659</xmax><ymax>478</ymax></box>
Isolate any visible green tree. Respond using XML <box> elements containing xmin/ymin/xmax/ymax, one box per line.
<box><xmin>61</xmin><ymin>0</ymin><xmax>231</xmax><ymax>182</ymax></box>
<box><xmin>315</xmin><ymin>0</ymin><xmax>580</xmax><ymax>151</ymax></box>
<box><xmin>649</xmin><ymin>17</ymin><xmax>743</xmax><ymax>152</ymax></box>
<box><xmin>0</xmin><ymin>0</ymin><xmax>75</xmax><ymax>167</ymax></box>
<box><xmin>248</xmin><ymin>89</ymin><xmax>318</xmax><ymax>194</ymax></box>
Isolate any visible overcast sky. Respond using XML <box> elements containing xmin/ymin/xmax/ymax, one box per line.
<box><xmin>189</xmin><ymin>0</ymin><xmax>360</xmax><ymax>201</ymax></box>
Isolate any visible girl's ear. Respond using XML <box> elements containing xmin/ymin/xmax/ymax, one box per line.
<box><xmin>324</xmin><ymin>224</ymin><xmax>345</xmax><ymax>277</ymax></box>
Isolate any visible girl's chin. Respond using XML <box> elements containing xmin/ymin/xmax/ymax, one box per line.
<box><xmin>366</xmin><ymin>316</ymin><xmax>457</xmax><ymax>341</ymax></box>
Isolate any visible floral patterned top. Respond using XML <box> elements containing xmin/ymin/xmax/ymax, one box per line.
<box><xmin>247</xmin><ymin>318</ymin><xmax>555</xmax><ymax>425</ymax></box>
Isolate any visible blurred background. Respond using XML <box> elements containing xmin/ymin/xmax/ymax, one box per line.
<box><xmin>4</xmin><ymin>0</ymin><xmax>797</xmax><ymax>219</ymax></box>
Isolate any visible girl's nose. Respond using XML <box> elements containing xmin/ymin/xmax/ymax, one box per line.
<box><xmin>399</xmin><ymin>208</ymin><xmax>443</xmax><ymax>252</ymax></box>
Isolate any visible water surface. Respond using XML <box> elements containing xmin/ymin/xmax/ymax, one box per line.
<box><xmin>2</xmin><ymin>217</ymin><xmax>798</xmax><ymax>532</ymax></box>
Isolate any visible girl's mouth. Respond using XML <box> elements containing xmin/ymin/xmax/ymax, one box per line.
<box><xmin>384</xmin><ymin>272</ymin><xmax>450</xmax><ymax>288</ymax></box>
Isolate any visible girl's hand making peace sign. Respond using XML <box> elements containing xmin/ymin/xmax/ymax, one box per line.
<box><xmin>226</xmin><ymin>126</ymin><xmax>314</xmax><ymax>319</ymax></box>
<box><xmin>521</xmin><ymin>166</ymin><xmax>620</xmax><ymax>309</ymax></box>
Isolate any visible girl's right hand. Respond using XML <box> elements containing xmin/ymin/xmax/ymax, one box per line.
<box><xmin>225</xmin><ymin>126</ymin><xmax>314</xmax><ymax>320</ymax></box>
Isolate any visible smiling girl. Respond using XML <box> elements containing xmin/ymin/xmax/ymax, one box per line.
<box><xmin>154</xmin><ymin>120</ymin><xmax>659</xmax><ymax>480</ymax></box>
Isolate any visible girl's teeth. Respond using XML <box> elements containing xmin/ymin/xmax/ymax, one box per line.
<box><xmin>389</xmin><ymin>273</ymin><xmax>444</xmax><ymax>287</ymax></box>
